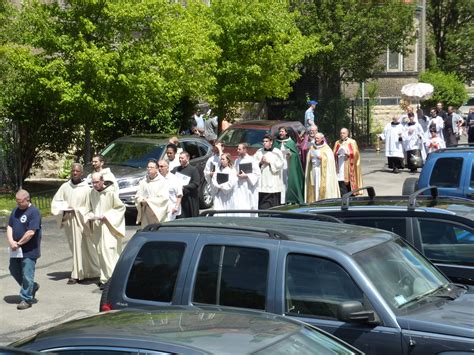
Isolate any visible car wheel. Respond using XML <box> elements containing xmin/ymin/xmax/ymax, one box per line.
<box><xmin>199</xmin><ymin>180</ymin><xmax>213</xmax><ymax>209</ymax></box>
<box><xmin>402</xmin><ymin>177</ymin><xmax>418</xmax><ymax>195</ymax></box>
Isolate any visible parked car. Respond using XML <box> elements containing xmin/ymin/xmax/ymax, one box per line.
<box><xmin>459</xmin><ymin>96</ymin><xmax>474</xmax><ymax>119</ymax></box>
<box><xmin>403</xmin><ymin>145</ymin><xmax>474</xmax><ymax>199</ymax></box>
<box><xmin>276</xmin><ymin>186</ymin><xmax>474</xmax><ymax>285</ymax></box>
<box><xmin>99</xmin><ymin>215</ymin><xmax>474</xmax><ymax>354</ymax></box>
<box><xmin>217</xmin><ymin>120</ymin><xmax>305</xmax><ymax>159</ymax></box>
<box><xmin>9</xmin><ymin>306</ymin><xmax>362</xmax><ymax>355</ymax></box>
<box><xmin>88</xmin><ymin>135</ymin><xmax>214</xmax><ymax>211</ymax></box>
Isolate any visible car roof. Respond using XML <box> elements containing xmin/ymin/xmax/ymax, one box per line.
<box><xmin>12</xmin><ymin>307</ymin><xmax>322</xmax><ymax>353</ymax></box>
<box><xmin>228</xmin><ymin>120</ymin><xmax>303</xmax><ymax>130</ymax></box>
<box><xmin>427</xmin><ymin>145</ymin><xmax>474</xmax><ymax>154</ymax></box>
<box><xmin>276</xmin><ymin>195</ymin><xmax>474</xmax><ymax>220</ymax></box>
<box><xmin>149</xmin><ymin>216</ymin><xmax>395</xmax><ymax>254</ymax></box>
<box><xmin>112</xmin><ymin>135</ymin><xmax>210</xmax><ymax>145</ymax></box>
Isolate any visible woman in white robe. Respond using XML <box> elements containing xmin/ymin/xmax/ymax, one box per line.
<box><xmin>211</xmin><ymin>153</ymin><xmax>237</xmax><ymax>215</ymax></box>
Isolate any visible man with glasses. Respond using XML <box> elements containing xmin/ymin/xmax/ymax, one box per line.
<box><xmin>158</xmin><ymin>160</ymin><xmax>183</xmax><ymax>221</ymax></box>
<box><xmin>254</xmin><ymin>134</ymin><xmax>284</xmax><ymax>209</ymax></box>
<box><xmin>51</xmin><ymin>163</ymin><xmax>99</xmax><ymax>285</ymax></box>
<box><xmin>7</xmin><ymin>189</ymin><xmax>41</xmax><ymax>310</ymax></box>
<box><xmin>135</xmin><ymin>159</ymin><xmax>169</xmax><ymax>226</ymax></box>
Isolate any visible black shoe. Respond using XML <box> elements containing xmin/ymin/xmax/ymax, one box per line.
<box><xmin>67</xmin><ymin>278</ymin><xmax>78</xmax><ymax>285</ymax></box>
<box><xmin>97</xmin><ymin>282</ymin><xmax>104</xmax><ymax>290</ymax></box>
<box><xmin>17</xmin><ymin>300</ymin><xmax>32</xmax><ymax>310</ymax></box>
<box><xmin>393</xmin><ymin>168</ymin><xmax>400</xmax><ymax>174</ymax></box>
<box><xmin>32</xmin><ymin>282</ymin><xmax>40</xmax><ymax>299</ymax></box>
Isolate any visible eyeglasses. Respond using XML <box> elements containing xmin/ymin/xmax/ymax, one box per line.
<box><xmin>158</xmin><ymin>165</ymin><xmax>167</xmax><ymax>168</ymax></box>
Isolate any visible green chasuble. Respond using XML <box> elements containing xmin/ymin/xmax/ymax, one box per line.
<box><xmin>274</xmin><ymin>137</ymin><xmax>305</xmax><ymax>204</ymax></box>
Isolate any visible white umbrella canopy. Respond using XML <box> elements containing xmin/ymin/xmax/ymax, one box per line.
<box><xmin>401</xmin><ymin>82</ymin><xmax>434</xmax><ymax>102</ymax></box>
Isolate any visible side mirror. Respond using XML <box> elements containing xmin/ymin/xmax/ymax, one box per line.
<box><xmin>337</xmin><ymin>301</ymin><xmax>378</xmax><ymax>325</ymax></box>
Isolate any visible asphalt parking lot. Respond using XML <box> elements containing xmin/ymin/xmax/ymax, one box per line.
<box><xmin>0</xmin><ymin>149</ymin><xmax>413</xmax><ymax>345</ymax></box>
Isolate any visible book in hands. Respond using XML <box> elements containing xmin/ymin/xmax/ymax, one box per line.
<box><xmin>239</xmin><ymin>163</ymin><xmax>252</xmax><ymax>174</ymax></box>
<box><xmin>216</xmin><ymin>173</ymin><xmax>229</xmax><ymax>184</ymax></box>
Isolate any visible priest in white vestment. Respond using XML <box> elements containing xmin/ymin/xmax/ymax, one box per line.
<box><xmin>234</xmin><ymin>143</ymin><xmax>260</xmax><ymax>216</ymax></box>
<box><xmin>304</xmin><ymin>133</ymin><xmax>340</xmax><ymax>203</ymax></box>
<box><xmin>86</xmin><ymin>154</ymin><xmax>119</xmax><ymax>193</ymax></box>
<box><xmin>87</xmin><ymin>172</ymin><xmax>125</xmax><ymax>287</ymax></box>
<box><xmin>158</xmin><ymin>160</ymin><xmax>183</xmax><ymax>221</ymax></box>
<box><xmin>204</xmin><ymin>142</ymin><xmax>224</xmax><ymax>199</ymax></box>
<box><xmin>51</xmin><ymin>163</ymin><xmax>99</xmax><ymax>284</ymax></box>
<box><xmin>380</xmin><ymin>116</ymin><xmax>405</xmax><ymax>173</ymax></box>
<box><xmin>135</xmin><ymin>159</ymin><xmax>169</xmax><ymax>226</ymax></box>
<box><xmin>211</xmin><ymin>153</ymin><xmax>237</xmax><ymax>215</ymax></box>
<box><xmin>254</xmin><ymin>134</ymin><xmax>285</xmax><ymax>209</ymax></box>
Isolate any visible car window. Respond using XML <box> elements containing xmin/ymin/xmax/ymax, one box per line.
<box><xmin>285</xmin><ymin>254</ymin><xmax>364</xmax><ymax>320</ymax></box>
<box><xmin>101</xmin><ymin>141</ymin><xmax>165</xmax><ymax>168</ymax></box>
<box><xmin>470</xmin><ymin>163</ymin><xmax>474</xmax><ymax>189</ymax></box>
<box><xmin>418</xmin><ymin>219</ymin><xmax>474</xmax><ymax>265</ymax></box>
<box><xmin>342</xmin><ymin>218</ymin><xmax>407</xmax><ymax>237</ymax></box>
<box><xmin>181</xmin><ymin>141</ymin><xmax>201</xmax><ymax>160</ymax></box>
<box><xmin>126</xmin><ymin>242</ymin><xmax>185</xmax><ymax>302</ymax></box>
<box><xmin>429</xmin><ymin>157</ymin><xmax>463</xmax><ymax>188</ymax></box>
<box><xmin>198</xmin><ymin>142</ymin><xmax>209</xmax><ymax>156</ymax></box>
<box><xmin>193</xmin><ymin>245</ymin><xmax>268</xmax><ymax>310</ymax></box>
<box><xmin>219</xmin><ymin>128</ymin><xmax>269</xmax><ymax>147</ymax></box>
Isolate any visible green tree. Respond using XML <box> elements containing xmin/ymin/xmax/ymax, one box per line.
<box><xmin>1</xmin><ymin>0</ymin><xmax>220</xmax><ymax>182</ymax></box>
<box><xmin>419</xmin><ymin>70</ymin><xmax>468</xmax><ymax>108</ymax></box>
<box><xmin>294</xmin><ymin>0</ymin><xmax>415</xmax><ymax>136</ymax></box>
<box><xmin>210</xmin><ymin>0</ymin><xmax>319</xmax><ymax>128</ymax></box>
<box><xmin>427</xmin><ymin>0</ymin><xmax>473</xmax><ymax>81</ymax></box>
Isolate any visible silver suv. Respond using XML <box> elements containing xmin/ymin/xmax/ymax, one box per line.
<box><xmin>91</xmin><ymin>135</ymin><xmax>214</xmax><ymax>212</ymax></box>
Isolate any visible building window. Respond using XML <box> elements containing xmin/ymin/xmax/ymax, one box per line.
<box><xmin>387</xmin><ymin>50</ymin><xmax>403</xmax><ymax>72</ymax></box>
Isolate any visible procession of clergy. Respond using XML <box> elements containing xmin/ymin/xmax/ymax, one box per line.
<box><xmin>50</xmin><ymin>126</ymin><xmax>363</xmax><ymax>287</ymax></box>
<box><xmin>380</xmin><ymin>103</ymin><xmax>464</xmax><ymax>174</ymax></box>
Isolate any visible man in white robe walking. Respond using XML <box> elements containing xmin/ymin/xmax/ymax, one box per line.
<box><xmin>51</xmin><ymin>163</ymin><xmax>99</xmax><ymax>285</ymax></box>
<box><xmin>158</xmin><ymin>159</ymin><xmax>183</xmax><ymax>221</ymax></box>
<box><xmin>254</xmin><ymin>134</ymin><xmax>284</xmax><ymax>209</ymax></box>
<box><xmin>234</xmin><ymin>143</ymin><xmax>260</xmax><ymax>215</ymax></box>
<box><xmin>86</xmin><ymin>154</ymin><xmax>119</xmax><ymax>193</ymax></box>
<box><xmin>380</xmin><ymin>116</ymin><xmax>405</xmax><ymax>173</ymax></box>
<box><xmin>135</xmin><ymin>159</ymin><xmax>169</xmax><ymax>226</ymax></box>
<box><xmin>88</xmin><ymin>172</ymin><xmax>125</xmax><ymax>289</ymax></box>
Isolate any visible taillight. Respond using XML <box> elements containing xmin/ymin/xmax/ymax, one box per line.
<box><xmin>101</xmin><ymin>303</ymin><xmax>113</xmax><ymax>312</ymax></box>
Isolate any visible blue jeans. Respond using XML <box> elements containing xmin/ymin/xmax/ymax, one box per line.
<box><xmin>9</xmin><ymin>258</ymin><xmax>37</xmax><ymax>303</ymax></box>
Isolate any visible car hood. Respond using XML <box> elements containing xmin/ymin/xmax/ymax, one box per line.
<box><xmin>107</xmin><ymin>164</ymin><xmax>145</xmax><ymax>180</ymax></box>
<box><xmin>397</xmin><ymin>287</ymin><xmax>474</xmax><ymax>339</ymax></box>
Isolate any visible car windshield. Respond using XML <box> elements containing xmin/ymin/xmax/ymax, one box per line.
<box><xmin>218</xmin><ymin>127</ymin><xmax>270</xmax><ymax>147</ymax></box>
<box><xmin>101</xmin><ymin>141</ymin><xmax>165</xmax><ymax>168</ymax></box>
<box><xmin>354</xmin><ymin>239</ymin><xmax>448</xmax><ymax>310</ymax></box>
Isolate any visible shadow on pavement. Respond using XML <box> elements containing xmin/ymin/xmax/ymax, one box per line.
<box><xmin>47</xmin><ymin>271</ymin><xmax>70</xmax><ymax>281</ymax></box>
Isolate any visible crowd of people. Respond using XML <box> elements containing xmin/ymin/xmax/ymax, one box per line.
<box><xmin>204</xmin><ymin>125</ymin><xmax>363</xmax><ymax>213</ymax></box>
<box><xmin>380</xmin><ymin>102</ymin><xmax>464</xmax><ymax>173</ymax></box>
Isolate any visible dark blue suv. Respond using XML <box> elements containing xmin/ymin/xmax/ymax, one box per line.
<box><xmin>100</xmin><ymin>216</ymin><xmax>474</xmax><ymax>354</ymax></box>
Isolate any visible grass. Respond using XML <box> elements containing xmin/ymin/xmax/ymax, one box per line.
<box><xmin>0</xmin><ymin>180</ymin><xmax>63</xmax><ymax>217</ymax></box>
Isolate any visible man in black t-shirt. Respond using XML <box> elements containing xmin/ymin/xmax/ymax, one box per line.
<box><xmin>7</xmin><ymin>189</ymin><xmax>42</xmax><ymax>310</ymax></box>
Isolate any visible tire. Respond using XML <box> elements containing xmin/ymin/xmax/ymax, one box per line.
<box><xmin>402</xmin><ymin>177</ymin><xmax>418</xmax><ymax>195</ymax></box>
<box><xmin>99</xmin><ymin>280</ymin><xmax>111</xmax><ymax>312</ymax></box>
<box><xmin>199</xmin><ymin>180</ymin><xmax>213</xmax><ymax>210</ymax></box>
